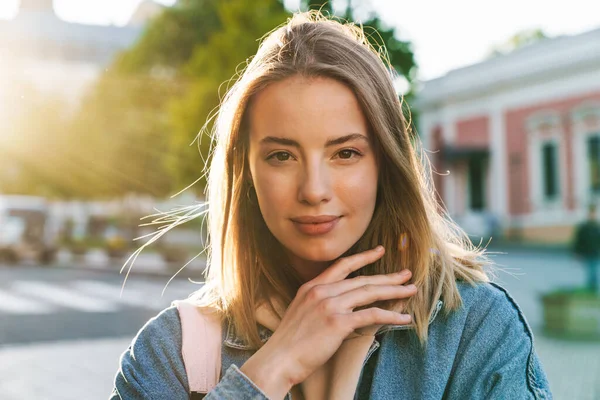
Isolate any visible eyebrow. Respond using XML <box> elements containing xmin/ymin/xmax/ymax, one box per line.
<box><xmin>259</xmin><ymin>133</ymin><xmax>369</xmax><ymax>148</ymax></box>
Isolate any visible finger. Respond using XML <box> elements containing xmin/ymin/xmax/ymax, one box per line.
<box><xmin>347</xmin><ymin>307</ymin><xmax>412</xmax><ymax>329</ymax></box>
<box><xmin>336</xmin><ymin>283</ymin><xmax>417</xmax><ymax>311</ymax></box>
<box><xmin>323</xmin><ymin>269</ymin><xmax>412</xmax><ymax>298</ymax></box>
<box><xmin>314</xmin><ymin>246</ymin><xmax>385</xmax><ymax>285</ymax></box>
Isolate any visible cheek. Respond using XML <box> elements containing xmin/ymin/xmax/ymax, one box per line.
<box><xmin>335</xmin><ymin>164</ymin><xmax>378</xmax><ymax>212</ymax></box>
<box><xmin>253</xmin><ymin>166</ymin><xmax>293</xmax><ymax>216</ymax></box>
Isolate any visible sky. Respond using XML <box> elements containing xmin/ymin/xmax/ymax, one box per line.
<box><xmin>1</xmin><ymin>0</ymin><xmax>599</xmax><ymax>81</ymax></box>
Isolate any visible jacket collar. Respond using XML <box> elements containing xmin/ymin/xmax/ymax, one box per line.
<box><xmin>224</xmin><ymin>299</ymin><xmax>444</xmax><ymax>350</ymax></box>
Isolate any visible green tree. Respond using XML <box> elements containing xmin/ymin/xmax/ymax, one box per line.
<box><xmin>113</xmin><ymin>0</ymin><xmax>221</xmax><ymax>74</ymax></box>
<box><xmin>69</xmin><ymin>72</ymin><xmax>184</xmax><ymax>198</ymax></box>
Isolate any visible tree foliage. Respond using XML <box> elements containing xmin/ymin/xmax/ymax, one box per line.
<box><xmin>68</xmin><ymin>72</ymin><xmax>183</xmax><ymax>198</ymax></box>
<box><xmin>113</xmin><ymin>0</ymin><xmax>221</xmax><ymax>73</ymax></box>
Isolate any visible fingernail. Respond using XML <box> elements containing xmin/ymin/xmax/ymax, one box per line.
<box><xmin>374</xmin><ymin>245</ymin><xmax>384</xmax><ymax>252</ymax></box>
<box><xmin>407</xmin><ymin>284</ymin><xmax>417</xmax><ymax>290</ymax></box>
<box><xmin>399</xmin><ymin>269</ymin><xmax>410</xmax><ymax>276</ymax></box>
<box><xmin>398</xmin><ymin>314</ymin><xmax>412</xmax><ymax>323</ymax></box>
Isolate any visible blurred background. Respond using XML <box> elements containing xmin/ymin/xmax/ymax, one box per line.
<box><xmin>0</xmin><ymin>0</ymin><xmax>599</xmax><ymax>398</ymax></box>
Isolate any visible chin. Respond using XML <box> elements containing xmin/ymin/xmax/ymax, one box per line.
<box><xmin>288</xmin><ymin>241</ymin><xmax>350</xmax><ymax>263</ymax></box>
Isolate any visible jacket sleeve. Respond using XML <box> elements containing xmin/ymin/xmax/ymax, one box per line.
<box><xmin>109</xmin><ymin>307</ymin><xmax>272</xmax><ymax>400</ymax></box>
<box><xmin>204</xmin><ymin>365</ymin><xmax>271</xmax><ymax>400</ymax></box>
<box><xmin>445</xmin><ymin>283</ymin><xmax>552</xmax><ymax>400</ymax></box>
<box><xmin>109</xmin><ymin>307</ymin><xmax>190</xmax><ymax>399</ymax></box>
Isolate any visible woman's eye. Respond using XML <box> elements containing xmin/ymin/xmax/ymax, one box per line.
<box><xmin>267</xmin><ymin>152</ymin><xmax>292</xmax><ymax>162</ymax></box>
<box><xmin>337</xmin><ymin>149</ymin><xmax>361</xmax><ymax>160</ymax></box>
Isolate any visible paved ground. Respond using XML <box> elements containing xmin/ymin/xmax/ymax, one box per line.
<box><xmin>0</xmin><ymin>337</ymin><xmax>129</xmax><ymax>400</ymax></box>
<box><xmin>489</xmin><ymin>249</ymin><xmax>600</xmax><ymax>400</ymax></box>
<box><xmin>0</xmin><ymin>248</ymin><xmax>599</xmax><ymax>399</ymax></box>
<box><xmin>535</xmin><ymin>337</ymin><xmax>600</xmax><ymax>400</ymax></box>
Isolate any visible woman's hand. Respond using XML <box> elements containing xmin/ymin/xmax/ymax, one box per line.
<box><xmin>240</xmin><ymin>246</ymin><xmax>417</xmax><ymax>398</ymax></box>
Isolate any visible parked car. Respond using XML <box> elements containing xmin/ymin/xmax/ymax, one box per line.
<box><xmin>0</xmin><ymin>195</ymin><xmax>58</xmax><ymax>264</ymax></box>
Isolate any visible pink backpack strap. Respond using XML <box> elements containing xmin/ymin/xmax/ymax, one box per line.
<box><xmin>175</xmin><ymin>300</ymin><xmax>222</xmax><ymax>395</ymax></box>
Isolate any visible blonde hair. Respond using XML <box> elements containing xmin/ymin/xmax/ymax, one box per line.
<box><xmin>162</xmin><ymin>12</ymin><xmax>490</xmax><ymax>348</ymax></box>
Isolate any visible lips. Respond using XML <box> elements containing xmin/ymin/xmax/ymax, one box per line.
<box><xmin>290</xmin><ymin>215</ymin><xmax>341</xmax><ymax>236</ymax></box>
<box><xmin>290</xmin><ymin>215</ymin><xmax>340</xmax><ymax>224</ymax></box>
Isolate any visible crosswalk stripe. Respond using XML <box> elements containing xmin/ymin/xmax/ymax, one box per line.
<box><xmin>11</xmin><ymin>281</ymin><xmax>118</xmax><ymax>312</ymax></box>
<box><xmin>0</xmin><ymin>289</ymin><xmax>56</xmax><ymax>314</ymax></box>
<box><xmin>71</xmin><ymin>280</ymin><xmax>167</xmax><ymax>310</ymax></box>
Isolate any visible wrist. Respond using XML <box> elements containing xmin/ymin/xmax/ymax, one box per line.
<box><xmin>240</xmin><ymin>344</ymin><xmax>296</xmax><ymax>398</ymax></box>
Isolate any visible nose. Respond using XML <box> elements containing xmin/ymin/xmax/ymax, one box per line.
<box><xmin>297</xmin><ymin>159</ymin><xmax>332</xmax><ymax>206</ymax></box>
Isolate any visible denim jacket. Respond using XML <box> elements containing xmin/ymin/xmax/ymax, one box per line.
<box><xmin>110</xmin><ymin>281</ymin><xmax>552</xmax><ymax>399</ymax></box>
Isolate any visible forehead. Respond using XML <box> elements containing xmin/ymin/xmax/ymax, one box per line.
<box><xmin>247</xmin><ymin>75</ymin><xmax>369</xmax><ymax>144</ymax></box>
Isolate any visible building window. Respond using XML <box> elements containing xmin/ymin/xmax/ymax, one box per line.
<box><xmin>571</xmin><ymin>103</ymin><xmax>600</xmax><ymax>208</ymax></box>
<box><xmin>588</xmin><ymin>134</ymin><xmax>600</xmax><ymax>194</ymax></box>
<box><xmin>541</xmin><ymin>141</ymin><xmax>559</xmax><ymax>200</ymax></box>
<box><xmin>526</xmin><ymin>112</ymin><xmax>564</xmax><ymax>210</ymax></box>
<box><xmin>468</xmin><ymin>156</ymin><xmax>486</xmax><ymax>211</ymax></box>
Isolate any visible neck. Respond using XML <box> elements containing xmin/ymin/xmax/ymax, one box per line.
<box><xmin>287</xmin><ymin>253</ymin><xmax>332</xmax><ymax>282</ymax></box>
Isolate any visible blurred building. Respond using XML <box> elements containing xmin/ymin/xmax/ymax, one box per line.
<box><xmin>0</xmin><ymin>0</ymin><xmax>163</xmax><ymax>106</ymax></box>
<box><xmin>418</xmin><ymin>27</ymin><xmax>600</xmax><ymax>244</ymax></box>
<box><xmin>0</xmin><ymin>0</ymin><xmax>165</xmax><ymax>197</ymax></box>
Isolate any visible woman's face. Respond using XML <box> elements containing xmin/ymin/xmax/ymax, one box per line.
<box><xmin>247</xmin><ymin>75</ymin><xmax>379</xmax><ymax>280</ymax></box>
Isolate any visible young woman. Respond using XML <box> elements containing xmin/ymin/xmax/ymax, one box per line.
<box><xmin>110</xmin><ymin>12</ymin><xmax>552</xmax><ymax>399</ymax></box>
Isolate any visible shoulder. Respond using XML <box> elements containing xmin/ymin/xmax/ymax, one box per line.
<box><xmin>452</xmin><ymin>280</ymin><xmax>537</xmax><ymax>348</ymax></box>
<box><xmin>131</xmin><ymin>305</ymin><xmax>183</xmax><ymax>356</ymax></box>
<box><xmin>445</xmin><ymin>281</ymin><xmax>552</xmax><ymax>399</ymax></box>
<box><xmin>456</xmin><ymin>280</ymin><xmax>532</xmax><ymax>333</ymax></box>
<box><xmin>137</xmin><ymin>305</ymin><xmax>182</xmax><ymax>336</ymax></box>
<box><xmin>456</xmin><ymin>279</ymin><xmax>516</xmax><ymax>305</ymax></box>
<box><xmin>110</xmin><ymin>306</ymin><xmax>188</xmax><ymax>399</ymax></box>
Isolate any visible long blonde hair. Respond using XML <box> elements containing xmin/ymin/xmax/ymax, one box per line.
<box><xmin>165</xmin><ymin>12</ymin><xmax>490</xmax><ymax>348</ymax></box>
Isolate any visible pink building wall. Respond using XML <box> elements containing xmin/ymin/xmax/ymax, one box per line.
<box><xmin>504</xmin><ymin>91</ymin><xmax>600</xmax><ymax>216</ymax></box>
<box><xmin>455</xmin><ymin>116</ymin><xmax>490</xmax><ymax>148</ymax></box>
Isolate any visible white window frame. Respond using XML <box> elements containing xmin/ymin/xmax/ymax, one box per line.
<box><xmin>526</xmin><ymin>112</ymin><xmax>566</xmax><ymax>212</ymax></box>
<box><xmin>571</xmin><ymin>102</ymin><xmax>600</xmax><ymax>211</ymax></box>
